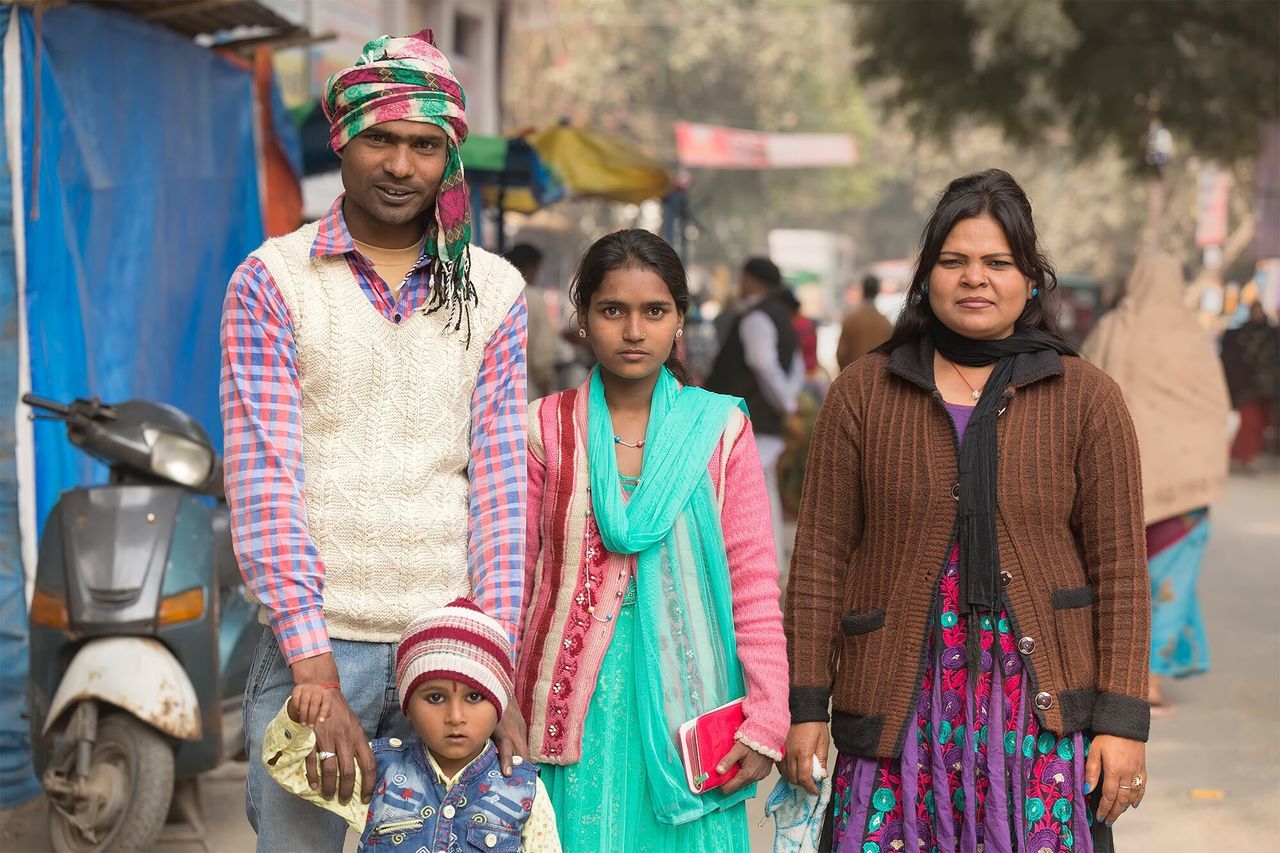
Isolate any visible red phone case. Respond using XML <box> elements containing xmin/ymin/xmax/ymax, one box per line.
<box><xmin>678</xmin><ymin>699</ymin><xmax>745</xmax><ymax>794</ymax></box>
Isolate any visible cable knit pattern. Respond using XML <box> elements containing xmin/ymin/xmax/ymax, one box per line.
<box><xmin>786</xmin><ymin>344</ymin><xmax>1150</xmax><ymax>759</ymax></box>
<box><xmin>252</xmin><ymin>223</ymin><xmax>522</xmax><ymax>643</ymax></box>
<box><xmin>518</xmin><ymin>380</ymin><xmax>790</xmax><ymax>764</ymax></box>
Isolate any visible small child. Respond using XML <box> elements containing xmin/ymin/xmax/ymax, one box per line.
<box><xmin>262</xmin><ymin>599</ymin><xmax>560</xmax><ymax>851</ymax></box>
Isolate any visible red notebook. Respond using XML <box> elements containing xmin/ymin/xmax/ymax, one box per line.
<box><xmin>678</xmin><ymin>698</ymin><xmax>745</xmax><ymax>794</ymax></box>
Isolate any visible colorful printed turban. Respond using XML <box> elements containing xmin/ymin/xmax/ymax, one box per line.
<box><xmin>323</xmin><ymin>29</ymin><xmax>476</xmax><ymax>337</ymax></box>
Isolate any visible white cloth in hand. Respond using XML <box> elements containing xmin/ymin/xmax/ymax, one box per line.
<box><xmin>766</xmin><ymin>754</ymin><xmax>831</xmax><ymax>853</ymax></box>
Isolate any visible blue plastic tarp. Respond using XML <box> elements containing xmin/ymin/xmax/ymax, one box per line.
<box><xmin>0</xmin><ymin>4</ymin><xmax>272</xmax><ymax>806</ymax></box>
<box><xmin>20</xmin><ymin>4</ymin><xmax>264</xmax><ymax>527</ymax></box>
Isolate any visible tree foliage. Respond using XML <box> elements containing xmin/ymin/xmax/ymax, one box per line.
<box><xmin>854</xmin><ymin>0</ymin><xmax>1279</xmax><ymax>167</ymax></box>
<box><xmin>504</xmin><ymin>0</ymin><xmax>1251</xmax><ymax>297</ymax></box>
<box><xmin>505</xmin><ymin>0</ymin><xmax>876</xmax><ymax>261</ymax></box>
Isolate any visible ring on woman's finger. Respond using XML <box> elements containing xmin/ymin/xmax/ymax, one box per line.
<box><xmin>316</xmin><ymin>750</ymin><xmax>337</xmax><ymax>761</ymax></box>
<box><xmin>1131</xmin><ymin>774</ymin><xmax>1143</xmax><ymax>788</ymax></box>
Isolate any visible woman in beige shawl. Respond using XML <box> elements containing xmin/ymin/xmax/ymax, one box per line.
<box><xmin>1083</xmin><ymin>252</ymin><xmax>1230</xmax><ymax>707</ymax></box>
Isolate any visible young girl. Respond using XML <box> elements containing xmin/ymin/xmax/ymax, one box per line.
<box><xmin>516</xmin><ymin>230</ymin><xmax>790</xmax><ymax>852</ymax></box>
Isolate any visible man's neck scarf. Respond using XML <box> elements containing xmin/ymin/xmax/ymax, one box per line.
<box><xmin>324</xmin><ymin>28</ymin><xmax>476</xmax><ymax>339</ymax></box>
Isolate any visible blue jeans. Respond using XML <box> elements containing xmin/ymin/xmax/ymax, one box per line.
<box><xmin>243</xmin><ymin>628</ymin><xmax>414</xmax><ymax>853</ymax></box>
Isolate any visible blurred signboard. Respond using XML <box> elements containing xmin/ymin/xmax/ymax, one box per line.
<box><xmin>1195</xmin><ymin>164</ymin><xmax>1231</xmax><ymax>248</ymax></box>
<box><xmin>768</xmin><ymin>229</ymin><xmax>856</xmax><ymax>320</ymax></box>
<box><xmin>675</xmin><ymin>121</ymin><xmax>857</xmax><ymax>169</ymax></box>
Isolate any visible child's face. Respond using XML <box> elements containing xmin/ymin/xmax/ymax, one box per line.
<box><xmin>406</xmin><ymin>679</ymin><xmax>498</xmax><ymax>775</ymax></box>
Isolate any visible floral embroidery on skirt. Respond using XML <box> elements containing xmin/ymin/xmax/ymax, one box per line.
<box><xmin>830</xmin><ymin>544</ymin><xmax>1102</xmax><ymax>853</ymax></box>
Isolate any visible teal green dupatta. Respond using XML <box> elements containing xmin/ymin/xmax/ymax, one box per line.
<box><xmin>587</xmin><ymin>366</ymin><xmax>753</xmax><ymax>826</ymax></box>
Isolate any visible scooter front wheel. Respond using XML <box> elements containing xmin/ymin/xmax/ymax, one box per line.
<box><xmin>48</xmin><ymin>714</ymin><xmax>174</xmax><ymax>853</ymax></box>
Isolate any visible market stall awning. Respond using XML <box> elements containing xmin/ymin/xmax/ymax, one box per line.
<box><xmin>461</xmin><ymin>134</ymin><xmax>565</xmax><ymax>214</ymax></box>
<box><xmin>530</xmin><ymin>124</ymin><xmax>672</xmax><ymax>204</ymax></box>
<box><xmin>284</xmin><ymin>110</ymin><xmax>672</xmax><ymax>211</ymax></box>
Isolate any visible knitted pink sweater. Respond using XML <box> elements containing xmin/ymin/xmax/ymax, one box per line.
<box><xmin>516</xmin><ymin>382</ymin><xmax>791</xmax><ymax>763</ymax></box>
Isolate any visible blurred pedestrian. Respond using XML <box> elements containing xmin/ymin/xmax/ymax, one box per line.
<box><xmin>506</xmin><ymin>243</ymin><xmax>557</xmax><ymax>399</ymax></box>
<box><xmin>221</xmin><ymin>29</ymin><xmax>530</xmax><ymax>852</ymax></box>
<box><xmin>678</xmin><ymin>296</ymin><xmax>720</xmax><ymax>385</ymax></box>
<box><xmin>835</xmin><ymin>274</ymin><xmax>893</xmax><ymax>370</ymax></box>
<box><xmin>705</xmin><ymin>257</ymin><xmax>804</xmax><ymax>582</ymax></box>
<box><xmin>1083</xmin><ymin>252</ymin><xmax>1230</xmax><ymax>709</ymax></box>
<box><xmin>784</xmin><ymin>169</ymin><xmax>1149</xmax><ymax>853</ymax></box>
<box><xmin>519</xmin><ymin>231</ymin><xmax>788</xmax><ymax>852</ymax></box>
<box><xmin>775</xmin><ymin>289</ymin><xmax>826</xmax><ymax>525</ymax></box>
<box><xmin>1222</xmin><ymin>302</ymin><xmax>1280</xmax><ymax>472</ymax></box>
<box><xmin>783</xmin><ymin>289</ymin><xmax>821</xmax><ymax>376</ymax></box>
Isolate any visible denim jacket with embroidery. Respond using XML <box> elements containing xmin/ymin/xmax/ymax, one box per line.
<box><xmin>360</xmin><ymin>739</ymin><xmax>536</xmax><ymax>852</ymax></box>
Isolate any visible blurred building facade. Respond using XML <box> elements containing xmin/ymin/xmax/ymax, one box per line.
<box><xmin>265</xmin><ymin>0</ymin><xmax>508</xmax><ymax>135</ymax></box>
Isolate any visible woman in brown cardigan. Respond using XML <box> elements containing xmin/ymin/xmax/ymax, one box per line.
<box><xmin>782</xmin><ymin>170</ymin><xmax>1149</xmax><ymax>853</ymax></box>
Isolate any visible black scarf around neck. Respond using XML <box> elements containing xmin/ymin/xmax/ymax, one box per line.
<box><xmin>929</xmin><ymin>318</ymin><xmax>1077</xmax><ymax>620</ymax></box>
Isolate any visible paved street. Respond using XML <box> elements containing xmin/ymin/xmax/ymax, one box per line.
<box><xmin>3</xmin><ymin>468</ymin><xmax>1277</xmax><ymax>852</ymax></box>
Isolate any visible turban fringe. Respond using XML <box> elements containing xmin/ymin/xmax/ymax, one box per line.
<box><xmin>324</xmin><ymin>30</ymin><xmax>477</xmax><ymax>342</ymax></box>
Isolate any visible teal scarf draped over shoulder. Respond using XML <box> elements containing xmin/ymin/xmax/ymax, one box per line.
<box><xmin>587</xmin><ymin>366</ymin><xmax>753</xmax><ymax>826</ymax></box>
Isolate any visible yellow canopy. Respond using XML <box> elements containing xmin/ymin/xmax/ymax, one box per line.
<box><xmin>530</xmin><ymin>125</ymin><xmax>672</xmax><ymax>204</ymax></box>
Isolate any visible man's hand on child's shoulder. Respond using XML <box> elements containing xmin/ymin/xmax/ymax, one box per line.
<box><xmin>288</xmin><ymin>683</ymin><xmax>335</xmax><ymax>727</ymax></box>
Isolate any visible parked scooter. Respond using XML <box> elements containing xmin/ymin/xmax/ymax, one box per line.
<box><xmin>24</xmin><ymin>394</ymin><xmax>257</xmax><ymax>852</ymax></box>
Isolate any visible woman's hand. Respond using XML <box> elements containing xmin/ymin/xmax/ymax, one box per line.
<box><xmin>716</xmin><ymin>741</ymin><xmax>775</xmax><ymax>795</ymax></box>
<box><xmin>781</xmin><ymin>722</ymin><xmax>830</xmax><ymax>794</ymax></box>
<box><xmin>1085</xmin><ymin>734</ymin><xmax>1146</xmax><ymax>826</ymax></box>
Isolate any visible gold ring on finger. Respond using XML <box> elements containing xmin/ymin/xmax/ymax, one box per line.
<box><xmin>1132</xmin><ymin>774</ymin><xmax>1143</xmax><ymax>788</ymax></box>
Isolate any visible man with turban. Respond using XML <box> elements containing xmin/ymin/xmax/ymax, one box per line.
<box><xmin>220</xmin><ymin>29</ymin><xmax>530</xmax><ymax>850</ymax></box>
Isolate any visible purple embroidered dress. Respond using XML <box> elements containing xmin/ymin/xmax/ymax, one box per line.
<box><xmin>830</xmin><ymin>402</ymin><xmax>1106</xmax><ymax>853</ymax></box>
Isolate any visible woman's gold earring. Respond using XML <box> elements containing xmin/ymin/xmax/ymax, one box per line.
<box><xmin>577</xmin><ymin>328</ymin><xmax>588</xmax><ymax>339</ymax></box>
<box><xmin>675</xmin><ymin>328</ymin><xmax>684</xmax><ymax>338</ymax></box>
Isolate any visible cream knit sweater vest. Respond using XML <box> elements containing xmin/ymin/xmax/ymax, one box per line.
<box><xmin>252</xmin><ymin>222</ymin><xmax>523</xmax><ymax>642</ymax></box>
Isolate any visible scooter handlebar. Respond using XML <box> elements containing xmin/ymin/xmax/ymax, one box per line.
<box><xmin>21</xmin><ymin>394</ymin><xmax>71</xmax><ymax>416</ymax></box>
<box><xmin>22</xmin><ymin>394</ymin><xmax>116</xmax><ymax>422</ymax></box>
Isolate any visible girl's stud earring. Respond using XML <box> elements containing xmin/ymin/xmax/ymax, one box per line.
<box><xmin>1031</xmin><ymin>288</ymin><xmax>1040</xmax><ymax>298</ymax></box>
<box><xmin>577</xmin><ymin>328</ymin><xmax>587</xmax><ymax>338</ymax></box>
<box><xmin>675</xmin><ymin>328</ymin><xmax>684</xmax><ymax>338</ymax></box>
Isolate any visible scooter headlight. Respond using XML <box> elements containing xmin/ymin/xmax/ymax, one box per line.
<box><xmin>143</xmin><ymin>428</ymin><xmax>214</xmax><ymax>488</ymax></box>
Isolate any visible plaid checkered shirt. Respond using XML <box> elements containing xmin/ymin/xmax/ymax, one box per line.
<box><xmin>220</xmin><ymin>196</ymin><xmax>526</xmax><ymax>664</ymax></box>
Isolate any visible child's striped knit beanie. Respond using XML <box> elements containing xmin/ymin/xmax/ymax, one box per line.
<box><xmin>395</xmin><ymin>598</ymin><xmax>513</xmax><ymax>717</ymax></box>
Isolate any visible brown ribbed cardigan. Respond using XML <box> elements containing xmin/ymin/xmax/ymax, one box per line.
<box><xmin>785</xmin><ymin>338</ymin><xmax>1151</xmax><ymax>759</ymax></box>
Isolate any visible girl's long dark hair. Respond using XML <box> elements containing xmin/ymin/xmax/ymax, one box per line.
<box><xmin>571</xmin><ymin>229</ymin><xmax>692</xmax><ymax>383</ymax></box>
<box><xmin>877</xmin><ymin>169</ymin><xmax>1070</xmax><ymax>354</ymax></box>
